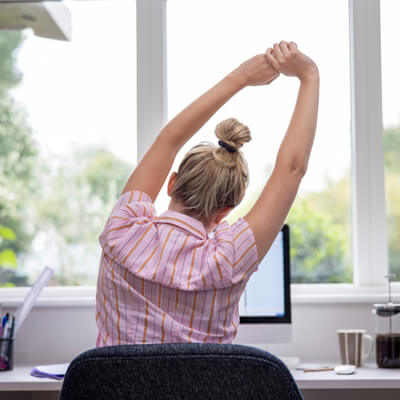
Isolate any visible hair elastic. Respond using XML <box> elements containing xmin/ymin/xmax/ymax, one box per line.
<box><xmin>218</xmin><ymin>140</ymin><xmax>237</xmax><ymax>153</ymax></box>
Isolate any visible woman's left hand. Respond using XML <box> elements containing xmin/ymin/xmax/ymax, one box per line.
<box><xmin>231</xmin><ymin>54</ymin><xmax>280</xmax><ymax>87</ymax></box>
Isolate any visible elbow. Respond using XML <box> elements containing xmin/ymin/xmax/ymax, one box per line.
<box><xmin>276</xmin><ymin>158</ymin><xmax>308</xmax><ymax>179</ymax></box>
<box><xmin>290</xmin><ymin>162</ymin><xmax>307</xmax><ymax>178</ymax></box>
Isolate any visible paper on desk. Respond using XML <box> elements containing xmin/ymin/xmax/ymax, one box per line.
<box><xmin>31</xmin><ymin>363</ymin><xmax>69</xmax><ymax>381</ymax></box>
<box><xmin>14</xmin><ymin>266</ymin><xmax>54</xmax><ymax>335</ymax></box>
<box><xmin>296</xmin><ymin>363</ymin><xmax>333</xmax><ymax>371</ymax></box>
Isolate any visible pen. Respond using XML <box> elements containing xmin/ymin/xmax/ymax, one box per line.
<box><xmin>1</xmin><ymin>313</ymin><xmax>9</xmax><ymax>332</ymax></box>
<box><xmin>9</xmin><ymin>316</ymin><xmax>15</xmax><ymax>339</ymax></box>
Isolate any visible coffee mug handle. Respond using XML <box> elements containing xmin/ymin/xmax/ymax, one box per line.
<box><xmin>362</xmin><ymin>334</ymin><xmax>374</xmax><ymax>361</ymax></box>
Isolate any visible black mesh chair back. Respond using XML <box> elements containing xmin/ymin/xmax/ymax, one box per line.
<box><xmin>60</xmin><ymin>343</ymin><xmax>303</xmax><ymax>400</ymax></box>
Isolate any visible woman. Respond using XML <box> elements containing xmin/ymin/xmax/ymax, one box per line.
<box><xmin>96</xmin><ymin>41</ymin><xmax>319</xmax><ymax>346</ymax></box>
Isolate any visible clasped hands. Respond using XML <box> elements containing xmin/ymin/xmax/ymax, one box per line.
<box><xmin>233</xmin><ymin>40</ymin><xmax>318</xmax><ymax>87</ymax></box>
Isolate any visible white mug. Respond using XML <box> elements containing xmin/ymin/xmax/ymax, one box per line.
<box><xmin>337</xmin><ymin>329</ymin><xmax>374</xmax><ymax>367</ymax></box>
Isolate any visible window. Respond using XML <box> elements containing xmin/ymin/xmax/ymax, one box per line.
<box><xmin>163</xmin><ymin>0</ymin><xmax>352</xmax><ymax>283</ymax></box>
<box><xmin>0</xmin><ymin>0</ymin><xmax>136</xmax><ymax>286</ymax></box>
<box><xmin>381</xmin><ymin>0</ymin><xmax>400</xmax><ymax>281</ymax></box>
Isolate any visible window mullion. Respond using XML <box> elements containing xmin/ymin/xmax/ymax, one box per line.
<box><xmin>349</xmin><ymin>0</ymin><xmax>388</xmax><ymax>286</ymax></box>
<box><xmin>137</xmin><ymin>0</ymin><xmax>168</xmax><ymax>162</ymax></box>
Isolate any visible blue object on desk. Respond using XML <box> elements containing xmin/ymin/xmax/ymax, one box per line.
<box><xmin>31</xmin><ymin>363</ymin><xmax>69</xmax><ymax>381</ymax></box>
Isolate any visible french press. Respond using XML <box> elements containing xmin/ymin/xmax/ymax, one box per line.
<box><xmin>372</xmin><ymin>274</ymin><xmax>400</xmax><ymax>368</ymax></box>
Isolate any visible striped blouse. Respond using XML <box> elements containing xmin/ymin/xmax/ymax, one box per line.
<box><xmin>95</xmin><ymin>190</ymin><xmax>259</xmax><ymax>346</ymax></box>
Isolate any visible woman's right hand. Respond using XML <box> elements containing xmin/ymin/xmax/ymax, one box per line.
<box><xmin>231</xmin><ymin>54</ymin><xmax>280</xmax><ymax>87</ymax></box>
<box><xmin>264</xmin><ymin>41</ymin><xmax>318</xmax><ymax>81</ymax></box>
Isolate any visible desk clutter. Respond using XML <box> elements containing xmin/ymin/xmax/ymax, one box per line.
<box><xmin>0</xmin><ymin>313</ymin><xmax>15</xmax><ymax>370</ymax></box>
<box><xmin>0</xmin><ymin>266</ymin><xmax>54</xmax><ymax>371</ymax></box>
<box><xmin>30</xmin><ymin>363</ymin><xmax>69</xmax><ymax>381</ymax></box>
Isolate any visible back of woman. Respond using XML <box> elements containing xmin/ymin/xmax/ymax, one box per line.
<box><xmin>95</xmin><ymin>41</ymin><xmax>319</xmax><ymax>346</ymax></box>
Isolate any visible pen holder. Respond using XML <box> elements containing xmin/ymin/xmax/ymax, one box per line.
<box><xmin>0</xmin><ymin>337</ymin><xmax>14</xmax><ymax>371</ymax></box>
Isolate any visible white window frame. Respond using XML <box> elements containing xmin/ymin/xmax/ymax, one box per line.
<box><xmin>0</xmin><ymin>0</ymin><xmax>398</xmax><ymax>306</ymax></box>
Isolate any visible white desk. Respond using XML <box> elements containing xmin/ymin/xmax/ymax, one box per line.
<box><xmin>292</xmin><ymin>364</ymin><xmax>400</xmax><ymax>390</ymax></box>
<box><xmin>0</xmin><ymin>367</ymin><xmax>62</xmax><ymax>391</ymax></box>
<box><xmin>0</xmin><ymin>364</ymin><xmax>399</xmax><ymax>392</ymax></box>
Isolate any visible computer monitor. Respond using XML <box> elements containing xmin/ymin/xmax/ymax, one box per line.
<box><xmin>233</xmin><ymin>224</ymin><xmax>292</xmax><ymax>344</ymax></box>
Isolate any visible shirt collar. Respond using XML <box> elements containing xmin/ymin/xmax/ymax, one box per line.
<box><xmin>156</xmin><ymin>210</ymin><xmax>208</xmax><ymax>240</ymax></box>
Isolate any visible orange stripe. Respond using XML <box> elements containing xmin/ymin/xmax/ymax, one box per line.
<box><xmin>107</xmin><ymin>222</ymin><xmax>133</xmax><ymax>235</ymax></box>
<box><xmin>222</xmin><ymin>286</ymin><xmax>234</xmax><ymax>339</ymax></box>
<box><xmin>128</xmin><ymin>191</ymin><xmax>134</xmax><ymax>202</ymax></box>
<box><xmin>170</xmin><ymin>235</ymin><xmax>189</xmax><ymax>285</ymax></box>
<box><xmin>217</xmin><ymin>250</ymin><xmax>232</xmax><ymax>266</ymax></box>
<box><xmin>122</xmin><ymin>223</ymin><xmax>154</xmax><ymax>263</ymax></box>
<box><xmin>137</xmin><ymin>245</ymin><xmax>159</xmax><ymax>273</ymax></box>
<box><xmin>232</xmin><ymin>321</ymin><xmax>237</xmax><ymax>337</ymax></box>
<box><xmin>142</xmin><ymin>300</ymin><xmax>149</xmax><ymax>344</ymax></box>
<box><xmin>152</xmin><ymin>228</ymin><xmax>174</xmax><ymax>280</ymax></box>
<box><xmin>201</xmin><ymin>274</ymin><xmax>207</xmax><ymax>287</ymax></box>
<box><xmin>141</xmin><ymin>276</ymin><xmax>145</xmax><ymax>296</ymax></box>
<box><xmin>125</xmin><ymin>204</ymin><xmax>138</xmax><ymax>217</ymax></box>
<box><xmin>143</xmin><ymin>204</ymin><xmax>146</xmax><ymax>216</ymax></box>
<box><xmin>138</xmin><ymin>191</ymin><xmax>143</xmax><ymax>201</ymax></box>
<box><xmin>157</xmin><ymin>216</ymin><xmax>204</xmax><ymax>238</ymax></box>
<box><xmin>234</xmin><ymin>225</ymin><xmax>250</xmax><ymax>241</ymax></box>
<box><xmin>233</xmin><ymin>242</ymin><xmax>256</xmax><ymax>267</ymax></box>
<box><xmin>213</xmin><ymin>254</ymin><xmax>223</xmax><ymax>280</ymax></box>
<box><xmin>102</xmin><ymin>261</ymin><xmax>109</xmax><ymax>344</ymax></box>
<box><xmin>111</xmin><ymin>266</ymin><xmax>121</xmax><ymax>345</ymax></box>
<box><xmin>112</xmin><ymin>216</ymin><xmax>128</xmax><ymax>220</ymax></box>
<box><xmin>161</xmin><ymin>312</ymin><xmax>166</xmax><ymax>343</ymax></box>
<box><xmin>95</xmin><ymin>311</ymin><xmax>100</xmax><ymax>322</ymax></box>
<box><xmin>240</xmin><ymin>260</ymin><xmax>258</xmax><ymax>281</ymax></box>
<box><xmin>127</xmin><ymin>283</ymin><xmax>133</xmax><ymax>296</ymax></box>
<box><xmin>219</xmin><ymin>240</ymin><xmax>233</xmax><ymax>246</ymax></box>
<box><xmin>187</xmin><ymin>246</ymin><xmax>198</xmax><ymax>288</ymax></box>
<box><xmin>203</xmin><ymin>286</ymin><xmax>217</xmax><ymax>342</ymax></box>
<box><xmin>158</xmin><ymin>283</ymin><xmax>162</xmax><ymax>308</ymax></box>
<box><xmin>175</xmin><ymin>288</ymin><xmax>180</xmax><ymax>312</ymax></box>
<box><xmin>188</xmin><ymin>290</ymin><xmax>198</xmax><ymax>342</ymax></box>
<box><xmin>216</xmin><ymin>228</ymin><xmax>231</xmax><ymax>234</ymax></box>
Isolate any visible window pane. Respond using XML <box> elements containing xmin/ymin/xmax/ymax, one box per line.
<box><xmin>0</xmin><ymin>0</ymin><xmax>136</xmax><ymax>286</ymax></box>
<box><xmin>164</xmin><ymin>0</ymin><xmax>352</xmax><ymax>283</ymax></box>
<box><xmin>381</xmin><ymin>0</ymin><xmax>400</xmax><ymax>281</ymax></box>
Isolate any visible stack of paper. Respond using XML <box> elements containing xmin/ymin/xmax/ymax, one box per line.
<box><xmin>30</xmin><ymin>363</ymin><xmax>69</xmax><ymax>380</ymax></box>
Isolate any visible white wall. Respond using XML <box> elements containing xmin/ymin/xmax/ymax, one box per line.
<box><xmin>4</xmin><ymin>301</ymin><xmax>377</xmax><ymax>366</ymax></box>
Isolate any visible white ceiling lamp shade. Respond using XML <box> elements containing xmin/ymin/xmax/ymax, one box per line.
<box><xmin>0</xmin><ymin>1</ymin><xmax>72</xmax><ymax>41</ymax></box>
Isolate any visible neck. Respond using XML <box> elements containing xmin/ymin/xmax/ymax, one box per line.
<box><xmin>168</xmin><ymin>199</ymin><xmax>214</xmax><ymax>233</ymax></box>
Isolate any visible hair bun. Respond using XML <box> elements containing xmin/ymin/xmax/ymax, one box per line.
<box><xmin>215</xmin><ymin>118</ymin><xmax>251</xmax><ymax>151</ymax></box>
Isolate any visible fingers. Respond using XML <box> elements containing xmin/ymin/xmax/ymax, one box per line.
<box><xmin>279</xmin><ymin>41</ymin><xmax>290</xmax><ymax>57</ymax></box>
<box><xmin>264</xmin><ymin>47</ymin><xmax>279</xmax><ymax>71</ymax></box>
<box><xmin>288</xmin><ymin>41</ymin><xmax>298</xmax><ymax>51</ymax></box>
<box><xmin>273</xmin><ymin>43</ymin><xmax>283</xmax><ymax>61</ymax></box>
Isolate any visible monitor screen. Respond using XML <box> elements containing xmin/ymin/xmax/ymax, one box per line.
<box><xmin>239</xmin><ymin>224</ymin><xmax>291</xmax><ymax>323</ymax></box>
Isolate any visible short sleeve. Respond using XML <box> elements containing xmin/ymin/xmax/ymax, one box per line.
<box><xmin>230</xmin><ymin>218</ymin><xmax>259</xmax><ymax>284</ymax></box>
<box><xmin>209</xmin><ymin>217</ymin><xmax>259</xmax><ymax>287</ymax></box>
<box><xmin>99</xmin><ymin>190</ymin><xmax>156</xmax><ymax>265</ymax></box>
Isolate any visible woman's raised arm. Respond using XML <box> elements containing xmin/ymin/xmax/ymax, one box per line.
<box><xmin>121</xmin><ymin>54</ymin><xmax>279</xmax><ymax>201</ymax></box>
<box><xmin>244</xmin><ymin>41</ymin><xmax>320</xmax><ymax>260</ymax></box>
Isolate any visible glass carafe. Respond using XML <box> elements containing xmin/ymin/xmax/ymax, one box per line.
<box><xmin>372</xmin><ymin>274</ymin><xmax>400</xmax><ymax>368</ymax></box>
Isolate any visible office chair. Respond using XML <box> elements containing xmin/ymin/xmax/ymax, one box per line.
<box><xmin>60</xmin><ymin>343</ymin><xmax>303</xmax><ymax>400</ymax></box>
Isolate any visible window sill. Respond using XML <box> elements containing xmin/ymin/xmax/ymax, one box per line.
<box><xmin>0</xmin><ymin>284</ymin><xmax>398</xmax><ymax>308</ymax></box>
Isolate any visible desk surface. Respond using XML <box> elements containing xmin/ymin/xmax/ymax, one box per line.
<box><xmin>292</xmin><ymin>364</ymin><xmax>400</xmax><ymax>389</ymax></box>
<box><xmin>0</xmin><ymin>366</ymin><xmax>62</xmax><ymax>391</ymax></box>
<box><xmin>0</xmin><ymin>364</ymin><xmax>399</xmax><ymax>391</ymax></box>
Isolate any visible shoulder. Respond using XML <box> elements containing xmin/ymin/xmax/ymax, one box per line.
<box><xmin>108</xmin><ymin>190</ymin><xmax>156</xmax><ymax>222</ymax></box>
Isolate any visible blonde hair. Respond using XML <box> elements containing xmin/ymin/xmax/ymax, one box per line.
<box><xmin>171</xmin><ymin>117</ymin><xmax>251</xmax><ymax>225</ymax></box>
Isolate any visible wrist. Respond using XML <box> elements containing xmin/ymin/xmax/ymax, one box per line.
<box><xmin>298</xmin><ymin>66</ymin><xmax>319</xmax><ymax>82</ymax></box>
<box><xmin>226</xmin><ymin>70</ymin><xmax>248</xmax><ymax>90</ymax></box>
